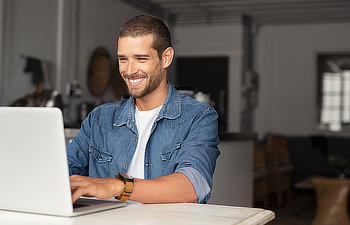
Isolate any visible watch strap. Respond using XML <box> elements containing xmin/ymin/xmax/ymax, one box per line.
<box><xmin>116</xmin><ymin>173</ymin><xmax>134</xmax><ymax>201</ymax></box>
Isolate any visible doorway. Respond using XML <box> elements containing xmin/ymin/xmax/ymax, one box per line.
<box><xmin>176</xmin><ymin>56</ymin><xmax>228</xmax><ymax>132</ymax></box>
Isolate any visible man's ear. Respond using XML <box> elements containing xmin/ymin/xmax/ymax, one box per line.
<box><xmin>161</xmin><ymin>47</ymin><xmax>174</xmax><ymax>69</ymax></box>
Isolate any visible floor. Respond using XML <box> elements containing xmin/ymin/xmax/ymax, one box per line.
<box><xmin>265</xmin><ymin>190</ymin><xmax>317</xmax><ymax>225</ymax></box>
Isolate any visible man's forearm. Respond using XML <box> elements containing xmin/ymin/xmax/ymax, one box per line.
<box><xmin>130</xmin><ymin>172</ymin><xmax>197</xmax><ymax>203</ymax></box>
<box><xmin>70</xmin><ymin>173</ymin><xmax>197</xmax><ymax>203</ymax></box>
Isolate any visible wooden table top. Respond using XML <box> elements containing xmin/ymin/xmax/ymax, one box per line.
<box><xmin>0</xmin><ymin>203</ymin><xmax>274</xmax><ymax>225</ymax></box>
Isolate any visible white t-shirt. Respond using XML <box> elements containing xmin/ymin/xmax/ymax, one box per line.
<box><xmin>127</xmin><ymin>105</ymin><xmax>162</xmax><ymax>179</ymax></box>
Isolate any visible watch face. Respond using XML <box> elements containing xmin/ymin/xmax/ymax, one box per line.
<box><xmin>119</xmin><ymin>173</ymin><xmax>134</xmax><ymax>182</ymax></box>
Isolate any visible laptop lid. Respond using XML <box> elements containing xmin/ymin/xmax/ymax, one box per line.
<box><xmin>0</xmin><ymin>107</ymin><xmax>125</xmax><ymax>217</ymax></box>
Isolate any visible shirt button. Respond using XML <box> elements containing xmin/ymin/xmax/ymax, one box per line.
<box><xmin>133</xmin><ymin>138</ymin><xmax>137</xmax><ymax>142</ymax></box>
<box><xmin>98</xmin><ymin>157</ymin><xmax>103</xmax><ymax>161</ymax></box>
<box><xmin>145</xmin><ymin>163</ymin><xmax>150</xmax><ymax>167</ymax></box>
<box><xmin>123</xmin><ymin>164</ymin><xmax>127</xmax><ymax>168</ymax></box>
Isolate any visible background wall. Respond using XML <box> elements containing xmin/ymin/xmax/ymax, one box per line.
<box><xmin>254</xmin><ymin>22</ymin><xmax>350</xmax><ymax>138</ymax></box>
<box><xmin>1</xmin><ymin>0</ymin><xmax>58</xmax><ymax>105</ymax></box>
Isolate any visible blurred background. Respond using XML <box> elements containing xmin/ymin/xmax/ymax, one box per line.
<box><xmin>0</xmin><ymin>0</ymin><xmax>350</xmax><ymax>224</ymax></box>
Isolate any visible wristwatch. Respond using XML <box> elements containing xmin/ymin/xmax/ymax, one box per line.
<box><xmin>115</xmin><ymin>173</ymin><xmax>134</xmax><ymax>201</ymax></box>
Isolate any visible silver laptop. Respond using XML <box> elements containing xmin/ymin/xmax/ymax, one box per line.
<box><xmin>0</xmin><ymin>107</ymin><xmax>125</xmax><ymax>217</ymax></box>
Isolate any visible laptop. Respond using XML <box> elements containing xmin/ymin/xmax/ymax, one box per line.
<box><xmin>0</xmin><ymin>107</ymin><xmax>126</xmax><ymax>217</ymax></box>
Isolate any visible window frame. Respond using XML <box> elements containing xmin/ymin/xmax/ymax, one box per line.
<box><xmin>317</xmin><ymin>53</ymin><xmax>350</xmax><ymax>132</ymax></box>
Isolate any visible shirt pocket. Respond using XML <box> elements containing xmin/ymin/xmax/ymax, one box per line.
<box><xmin>160</xmin><ymin>141</ymin><xmax>181</xmax><ymax>161</ymax></box>
<box><xmin>89</xmin><ymin>146</ymin><xmax>113</xmax><ymax>164</ymax></box>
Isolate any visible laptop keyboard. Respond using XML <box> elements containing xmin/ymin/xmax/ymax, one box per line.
<box><xmin>73</xmin><ymin>203</ymin><xmax>89</xmax><ymax>209</ymax></box>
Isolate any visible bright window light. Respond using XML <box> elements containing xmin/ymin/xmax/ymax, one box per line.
<box><xmin>320</xmin><ymin>70</ymin><xmax>350</xmax><ymax>131</ymax></box>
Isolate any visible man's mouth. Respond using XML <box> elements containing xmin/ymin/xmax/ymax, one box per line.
<box><xmin>128</xmin><ymin>77</ymin><xmax>145</xmax><ymax>86</ymax></box>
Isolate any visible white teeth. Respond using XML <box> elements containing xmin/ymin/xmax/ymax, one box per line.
<box><xmin>129</xmin><ymin>78</ymin><xmax>143</xmax><ymax>83</ymax></box>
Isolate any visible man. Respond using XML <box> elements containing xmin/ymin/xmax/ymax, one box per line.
<box><xmin>67</xmin><ymin>15</ymin><xmax>219</xmax><ymax>204</ymax></box>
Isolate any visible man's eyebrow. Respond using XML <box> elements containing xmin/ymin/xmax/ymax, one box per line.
<box><xmin>135</xmin><ymin>54</ymin><xmax>151</xmax><ymax>57</ymax></box>
<box><xmin>117</xmin><ymin>54</ymin><xmax>151</xmax><ymax>58</ymax></box>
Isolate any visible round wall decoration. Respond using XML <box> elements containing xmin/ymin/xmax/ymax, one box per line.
<box><xmin>87</xmin><ymin>47</ymin><xmax>112</xmax><ymax>96</ymax></box>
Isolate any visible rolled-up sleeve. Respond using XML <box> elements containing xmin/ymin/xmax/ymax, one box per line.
<box><xmin>176</xmin><ymin>167</ymin><xmax>211</xmax><ymax>203</ymax></box>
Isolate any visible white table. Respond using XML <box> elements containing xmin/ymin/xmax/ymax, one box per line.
<box><xmin>0</xmin><ymin>203</ymin><xmax>274</xmax><ymax>225</ymax></box>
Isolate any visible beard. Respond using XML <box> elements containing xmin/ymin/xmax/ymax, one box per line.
<box><xmin>123</xmin><ymin>70</ymin><xmax>163</xmax><ymax>99</ymax></box>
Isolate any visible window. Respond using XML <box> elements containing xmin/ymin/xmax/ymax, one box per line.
<box><xmin>318</xmin><ymin>54</ymin><xmax>350</xmax><ymax>132</ymax></box>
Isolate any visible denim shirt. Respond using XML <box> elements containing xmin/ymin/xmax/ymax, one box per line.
<box><xmin>67</xmin><ymin>83</ymin><xmax>220</xmax><ymax>203</ymax></box>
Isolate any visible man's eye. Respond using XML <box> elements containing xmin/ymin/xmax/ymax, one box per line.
<box><xmin>118</xmin><ymin>58</ymin><xmax>127</xmax><ymax>62</ymax></box>
<box><xmin>138</xmin><ymin>58</ymin><xmax>148</xmax><ymax>61</ymax></box>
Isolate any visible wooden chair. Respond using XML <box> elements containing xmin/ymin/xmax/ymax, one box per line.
<box><xmin>253</xmin><ymin>145</ymin><xmax>269</xmax><ymax>208</ymax></box>
<box><xmin>266</xmin><ymin>133</ymin><xmax>293</xmax><ymax>208</ymax></box>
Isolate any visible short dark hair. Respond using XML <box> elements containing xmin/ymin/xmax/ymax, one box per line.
<box><xmin>118</xmin><ymin>15</ymin><xmax>171</xmax><ymax>59</ymax></box>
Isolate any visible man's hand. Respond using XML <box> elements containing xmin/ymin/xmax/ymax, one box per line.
<box><xmin>70</xmin><ymin>175</ymin><xmax>124</xmax><ymax>203</ymax></box>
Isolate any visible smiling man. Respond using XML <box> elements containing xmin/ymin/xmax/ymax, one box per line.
<box><xmin>67</xmin><ymin>15</ymin><xmax>220</xmax><ymax>204</ymax></box>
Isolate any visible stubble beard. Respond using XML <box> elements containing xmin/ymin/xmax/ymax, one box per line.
<box><xmin>124</xmin><ymin>71</ymin><xmax>163</xmax><ymax>99</ymax></box>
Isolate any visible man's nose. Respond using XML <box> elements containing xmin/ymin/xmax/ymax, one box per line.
<box><xmin>125</xmin><ymin>60</ymin><xmax>138</xmax><ymax>75</ymax></box>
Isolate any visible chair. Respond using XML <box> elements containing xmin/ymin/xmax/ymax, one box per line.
<box><xmin>265</xmin><ymin>133</ymin><xmax>293</xmax><ymax>208</ymax></box>
<box><xmin>253</xmin><ymin>145</ymin><xmax>269</xmax><ymax>208</ymax></box>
